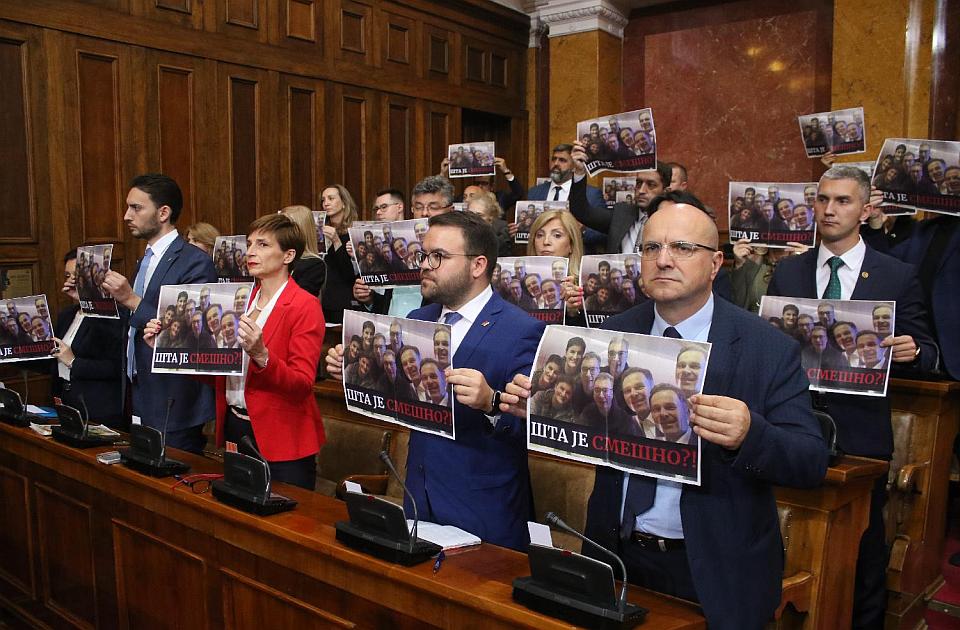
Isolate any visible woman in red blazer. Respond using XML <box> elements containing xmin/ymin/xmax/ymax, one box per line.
<box><xmin>147</xmin><ymin>213</ymin><xmax>326</xmax><ymax>489</ymax></box>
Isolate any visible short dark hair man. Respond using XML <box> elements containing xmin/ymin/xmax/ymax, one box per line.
<box><xmin>327</xmin><ymin>211</ymin><xmax>544</xmax><ymax>550</ymax></box>
<box><xmin>103</xmin><ymin>173</ymin><xmax>217</xmax><ymax>454</ymax></box>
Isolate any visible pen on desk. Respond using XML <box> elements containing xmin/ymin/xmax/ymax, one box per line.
<box><xmin>433</xmin><ymin>550</ymin><xmax>445</xmax><ymax>574</ymax></box>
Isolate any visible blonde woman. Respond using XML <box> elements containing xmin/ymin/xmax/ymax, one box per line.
<box><xmin>280</xmin><ymin>205</ymin><xmax>326</xmax><ymax>298</ymax></box>
<box><xmin>186</xmin><ymin>222</ymin><xmax>220</xmax><ymax>255</ymax></box>
<box><xmin>318</xmin><ymin>185</ymin><xmax>359</xmax><ymax>324</ymax></box>
<box><xmin>525</xmin><ymin>210</ymin><xmax>587</xmax><ymax>325</ymax></box>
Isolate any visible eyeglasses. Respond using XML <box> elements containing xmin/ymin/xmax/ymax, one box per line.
<box><xmin>414</xmin><ymin>250</ymin><xmax>481</xmax><ymax>269</ymax></box>
<box><xmin>638</xmin><ymin>241</ymin><xmax>717</xmax><ymax>260</ymax></box>
<box><xmin>412</xmin><ymin>203</ymin><xmax>452</xmax><ymax>214</ymax></box>
<box><xmin>171</xmin><ymin>473</ymin><xmax>223</xmax><ymax>494</ymax></box>
<box><xmin>372</xmin><ymin>202</ymin><xmax>400</xmax><ymax>213</ymax></box>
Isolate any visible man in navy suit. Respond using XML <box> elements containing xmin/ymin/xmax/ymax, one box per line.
<box><xmin>504</xmin><ymin>191</ymin><xmax>828</xmax><ymax>630</ymax></box>
<box><xmin>104</xmin><ymin>174</ymin><xmax>217</xmax><ymax>454</ymax></box>
<box><xmin>328</xmin><ymin>211</ymin><xmax>544</xmax><ymax>550</ymax></box>
<box><xmin>767</xmin><ymin>165</ymin><xmax>937</xmax><ymax>629</ymax></box>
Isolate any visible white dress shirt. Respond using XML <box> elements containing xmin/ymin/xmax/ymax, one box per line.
<box><xmin>58</xmin><ymin>311</ymin><xmax>85</xmax><ymax>381</ymax></box>
<box><xmin>815</xmin><ymin>237</ymin><xmax>866</xmax><ymax>300</ymax></box>
<box><xmin>546</xmin><ymin>178</ymin><xmax>572</xmax><ymax>202</ymax></box>
<box><xmin>142</xmin><ymin>229</ymin><xmax>180</xmax><ymax>290</ymax></box>
<box><xmin>226</xmin><ymin>281</ymin><xmax>286</xmax><ymax>409</ymax></box>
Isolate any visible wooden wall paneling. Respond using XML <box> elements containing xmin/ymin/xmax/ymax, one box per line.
<box><xmin>462</xmin><ymin>36</ymin><xmax>487</xmax><ymax>85</ymax></box>
<box><xmin>0</xmin><ymin>34</ymin><xmax>36</xmax><ymax>244</ymax></box>
<box><xmin>378</xmin><ymin>7</ymin><xmax>419</xmax><ymax>76</ymax></box>
<box><xmin>212</xmin><ymin>0</ymin><xmax>268</xmax><ymax>43</ymax></box>
<box><xmin>279</xmin><ymin>74</ymin><xmax>325</xmax><ymax>209</ymax></box>
<box><xmin>220</xmin><ymin>569</ymin><xmax>354</xmax><ymax>629</ymax></box>
<box><xmin>269</xmin><ymin>0</ymin><xmax>323</xmax><ymax>51</ymax></box>
<box><xmin>328</xmin><ymin>84</ymin><xmax>376</xmax><ymax>217</ymax></box>
<box><xmin>334</xmin><ymin>0</ymin><xmax>374</xmax><ymax>66</ymax></box>
<box><xmin>423</xmin><ymin>101</ymin><xmax>460</xmax><ymax>184</ymax></box>
<box><xmin>129</xmin><ymin>0</ymin><xmax>205</xmax><ymax>30</ymax></box>
<box><xmin>0</xmin><ymin>465</ymin><xmax>36</xmax><ymax>601</ymax></box>
<box><xmin>112</xmin><ymin>520</ymin><xmax>210</xmax><ymax>630</ymax></box>
<box><xmin>34</xmin><ymin>484</ymin><xmax>98</xmax><ymax>629</ymax></box>
<box><xmin>380</xmin><ymin>94</ymin><xmax>416</xmax><ymax>202</ymax></box>
<box><xmin>423</xmin><ymin>22</ymin><xmax>459</xmax><ymax>85</ymax></box>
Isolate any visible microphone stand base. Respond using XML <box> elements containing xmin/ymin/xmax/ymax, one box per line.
<box><xmin>334</xmin><ymin>521</ymin><xmax>442</xmax><ymax>566</ymax></box>
<box><xmin>211</xmin><ymin>482</ymin><xmax>297</xmax><ymax>516</ymax></box>
<box><xmin>512</xmin><ymin>577</ymin><xmax>647</xmax><ymax>629</ymax></box>
<box><xmin>51</xmin><ymin>428</ymin><xmax>118</xmax><ymax>449</ymax></box>
<box><xmin>119</xmin><ymin>449</ymin><xmax>189</xmax><ymax>478</ymax></box>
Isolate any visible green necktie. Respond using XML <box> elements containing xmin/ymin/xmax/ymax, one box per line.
<box><xmin>822</xmin><ymin>256</ymin><xmax>843</xmax><ymax>299</ymax></box>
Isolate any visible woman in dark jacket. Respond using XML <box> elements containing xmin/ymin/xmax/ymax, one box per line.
<box><xmin>318</xmin><ymin>185</ymin><xmax>359</xmax><ymax>324</ymax></box>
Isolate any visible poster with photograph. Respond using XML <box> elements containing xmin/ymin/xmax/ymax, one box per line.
<box><xmin>579</xmin><ymin>254</ymin><xmax>644</xmax><ymax>328</ymax></box>
<box><xmin>577</xmin><ymin>108</ymin><xmax>657</xmax><ymax>176</ymax></box>
<box><xmin>492</xmin><ymin>256</ymin><xmax>568</xmax><ymax>324</ymax></box>
<box><xmin>798</xmin><ymin>107</ymin><xmax>866</xmax><ymax>157</ymax></box>
<box><xmin>759</xmin><ymin>295</ymin><xmax>895</xmax><ymax>397</ymax></box>
<box><xmin>76</xmin><ymin>244</ymin><xmax>119</xmax><ymax>318</ymax></box>
<box><xmin>213</xmin><ymin>236</ymin><xmax>250</xmax><ymax>283</ymax></box>
<box><xmin>447</xmin><ymin>142</ymin><xmax>496</xmax><ymax>178</ymax></box>
<box><xmin>312</xmin><ymin>211</ymin><xmax>327</xmax><ymax>259</ymax></box>
<box><xmin>528</xmin><ymin>325</ymin><xmax>708</xmax><ymax>484</ymax></box>
<box><xmin>514</xmin><ymin>200</ymin><xmax>568</xmax><ymax>244</ymax></box>
<box><xmin>0</xmin><ymin>294</ymin><xmax>56</xmax><ymax>363</ymax></box>
<box><xmin>603</xmin><ymin>176</ymin><xmax>637</xmax><ymax>208</ymax></box>
<box><xmin>151</xmin><ymin>282</ymin><xmax>253</xmax><ymax>375</ymax></box>
<box><xmin>872</xmin><ymin>138</ymin><xmax>960</xmax><ymax>216</ymax></box>
<box><xmin>535</xmin><ymin>177</ymin><xmax>551</xmax><ymax>186</ymax></box>
<box><xmin>728</xmin><ymin>182</ymin><xmax>818</xmax><ymax>248</ymax></box>
<box><xmin>342</xmin><ymin>311</ymin><xmax>455</xmax><ymax>440</ymax></box>
<box><xmin>348</xmin><ymin>218</ymin><xmax>428</xmax><ymax>289</ymax></box>
<box><xmin>452</xmin><ymin>202</ymin><xmax>466</xmax><ymax>213</ymax></box>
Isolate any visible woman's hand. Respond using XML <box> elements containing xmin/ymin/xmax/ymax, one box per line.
<box><xmin>238</xmin><ymin>315</ymin><xmax>268</xmax><ymax>367</ymax></box>
<box><xmin>51</xmin><ymin>337</ymin><xmax>75</xmax><ymax>367</ymax></box>
<box><xmin>142</xmin><ymin>318</ymin><xmax>162</xmax><ymax>349</ymax></box>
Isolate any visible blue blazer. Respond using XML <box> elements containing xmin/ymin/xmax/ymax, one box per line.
<box><xmin>404</xmin><ymin>291</ymin><xmax>545</xmax><ymax>551</ymax></box>
<box><xmin>528</xmin><ymin>181</ymin><xmax>607</xmax><ymax>249</ymax></box>
<box><xmin>584</xmin><ymin>298</ymin><xmax>828</xmax><ymax>630</ymax></box>
<box><xmin>126</xmin><ymin>235</ymin><xmax>218</xmax><ymax>432</ymax></box>
<box><xmin>767</xmin><ymin>245</ymin><xmax>937</xmax><ymax>458</ymax></box>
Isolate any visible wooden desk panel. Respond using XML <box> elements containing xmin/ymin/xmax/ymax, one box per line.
<box><xmin>0</xmin><ymin>423</ymin><xmax>705</xmax><ymax>630</ymax></box>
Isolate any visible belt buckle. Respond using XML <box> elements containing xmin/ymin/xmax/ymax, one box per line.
<box><xmin>658</xmin><ymin>538</ymin><xmax>667</xmax><ymax>553</ymax></box>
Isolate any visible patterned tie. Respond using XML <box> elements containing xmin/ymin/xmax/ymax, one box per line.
<box><xmin>620</xmin><ymin>324</ymin><xmax>683</xmax><ymax>539</ymax></box>
<box><xmin>822</xmin><ymin>256</ymin><xmax>844</xmax><ymax>300</ymax></box>
<box><xmin>126</xmin><ymin>247</ymin><xmax>154</xmax><ymax>379</ymax></box>
<box><xmin>442</xmin><ymin>311</ymin><xmax>462</xmax><ymax>326</ymax></box>
<box><xmin>552</xmin><ymin>186</ymin><xmax>562</xmax><ymax>201</ymax></box>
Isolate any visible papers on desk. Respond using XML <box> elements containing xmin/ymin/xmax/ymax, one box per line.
<box><xmin>27</xmin><ymin>405</ymin><xmax>57</xmax><ymax>418</ymax></box>
<box><xmin>406</xmin><ymin>520</ymin><xmax>481</xmax><ymax>551</ymax></box>
<box><xmin>527</xmin><ymin>521</ymin><xmax>554</xmax><ymax>548</ymax></box>
<box><xmin>29</xmin><ymin>423</ymin><xmax>53</xmax><ymax>436</ymax></box>
<box><xmin>87</xmin><ymin>425</ymin><xmax>120</xmax><ymax>438</ymax></box>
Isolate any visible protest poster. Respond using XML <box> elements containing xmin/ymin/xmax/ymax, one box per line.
<box><xmin>577</xmin><ymin>108</ymin><xmax>657</xmax><ymax>176</ymax></box>
<box><xmin>0</xmin><ymin>295</ymin><xmax>56</xmax><ymax>363</ymax></box>
<box><xmin>312</xmin><ymin>211</ymin><xmax>327</xmax><ymax>259</ymax></box>
<box><xmin>76</xmin><ymin>244</ymin><xmax>119</xmax><ymax>318</ymax></box>
<box><xmin>492</xmin><ymin>256</ymin><xmax>568</xmax><ymax>324</ymax></box>
<box><xmin>527</xmin><ymin>325</ymin><xmax>708</xmax><ymax>484</ymax></box>
<box><xmin>579</xmin><ymin>254</ymin><xmax>644</xmax><ymax>328</ymax></box>
<box><xmin>447</xmin><ymin>142</ymin><xmax>496</xmax><ymax>178</ymax></box>
<box><xmin>514</xmin><ymin>200</ymin><xmax>568</xmax><ymax>243</ymax></box>
<box><xmin>535</xmin><ymin>177</ymin><xmax>551</xmax><ymax>186</ymax></box>
<box><xmin>151</xmin><ymin>282</ymin><xmax>253</xmax><ymax>375</ymax></box>
<box><xmin>342</xmin><ymin>311</ymin><xmax>455</xmax><ymax>440</ymax></box>
<box><xmin>213</xmin><ymin>236</ymin><xmax>251</xmax><ymax>283</ymax></box>
<box><xmin>452</xmin><ymin>202</ymin><xmax>466</xmax><ymax>213</ymax></box>
<box><xmin>872</xmin><ymin>138</ymin><xmax>960</xmax><ymax>216</ymax></box>
<box><xmin>728</xmin><ymin>182</ymin><xmax>818</xmax><ymax>248</ymax></box>
<box><xmin>602</xmin><ymin>176</ymin><xmax>637</xmax><ymax>208</ymax></box>
<box><xmin>798</xmin><ymin>107</ymin><xmax>866</xmax><ymax>157</ymax></box>
<box><xmin>348</xmin><ymin>218</ymin><xmax>428</xmax><ymax>289</ymax></box>
<box><xmin>759</xmin><ymin>295</ymin><xmax>894</xmax><ymax>397</ymax></box>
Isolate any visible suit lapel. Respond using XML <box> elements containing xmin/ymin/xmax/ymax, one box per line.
<box><xmin>802</xmin><ymin>248</ymin><xmax>819</xmax><ymax>298</ymax></box>
<box><xmin>704</xmin><ymin>299</ymin><xmax>740</xmax><ymax>396</ymax></box>
<box><xmin>453</xmin><ymin>294</ymin><xmax>501</xmax><ymax>366</ymax></box>
<box><xmin>147</xmin><ymin>236</ymin><xmax>184</xmax><ymax>296</ymax></box>
<box><xmin>258</xmin><ymin>282</ymin><xmax>289</xmax><ymax>347</ymax></box>
<box><xmin>850</xmin><ymin>247</ymin><xmax>879</xmax><ymax>300</ymax></box>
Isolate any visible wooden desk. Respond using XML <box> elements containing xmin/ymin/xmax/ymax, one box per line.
<box><xmin>0</xmin><ymin>422</ymin><xmax>705</xmax><ymax>629</ymax></box>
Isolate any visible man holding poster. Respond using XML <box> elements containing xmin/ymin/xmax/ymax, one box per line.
<box><xmin>504</xmin><ymin>190</ymin><xmax>828</xmax><ymax>629</ymax></box>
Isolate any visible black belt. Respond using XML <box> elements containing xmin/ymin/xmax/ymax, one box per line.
<box><xmin>630</xmin><ymin>531</ymin><xmax>685</xmax><ymax>552</ymax></box>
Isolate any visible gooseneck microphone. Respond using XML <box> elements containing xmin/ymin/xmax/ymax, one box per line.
<box><xmin>379</xmin><ymin>450</ymin><xmax>418</xmax><ymax>552</ymax></box>
<box><xmin>78</xmin><ymin>393</ymin><xmax>91</xmax><ymax>436</ymax></box>
<box><xmin>159</xmin><ymin>397</ymin><xmax>174</xmax><ymax>461</ymax></box>
<box><xmin>240</xmin><ymin>434</ymin><xmax>272</xmax><ymax>493</ymax></box>
<box><xmin>545</xmin><ymin>511</ymin><xmax>629</xmax><ymax>612</ymax></box>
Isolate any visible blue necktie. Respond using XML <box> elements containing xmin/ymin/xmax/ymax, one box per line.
<box><xmin>126</xmin><ymin>247</ymin><xmax>154</xmax><ymax>379</ymax></box>
<box><xmin>442</xmin><ymin>311</ymin><xmax>462</xmax><ymax>326</ymax></box>
<box><xmin>620</xmin><ymin>325</ymin><xmax>683</xmax><ymax>540</ymax></box>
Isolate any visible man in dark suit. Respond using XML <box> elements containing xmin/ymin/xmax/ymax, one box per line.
<box><xmin>103</xmin><ymin>174</ymin><xmax>217</xmax><ymax>454</ymax></box>
<box><xmin>504</xmin><ymin>191</ymin><xmax>828</xmax><ymax>630</ymax></box>
<box><xmin>767</xmin><ymin>165</ymin><xmax>937</xmax><ymax>629</ymax></box>
<box><xmin>328</xmin><ymin>211</ymin><xmax>544</xmax><ymax>551</ymax></box>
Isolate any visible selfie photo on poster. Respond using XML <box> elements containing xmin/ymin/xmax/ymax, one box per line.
<box><xmin>447</xmin><ymin>142</ymin><xmax>496</xmax><ymax>178</ymax></box>
<box><xmin>348</xmin><ymin>218</ymin><xmax>429</xmax><ymax>288</ymax></box>
<box><xmin>798</xmin><ymin>107</ymin><xmax>866</xmax><ymax>157</ymax></box>
<box><xmin>0</xmin><ymin>295</ymin><xmax>56</xmax><ymax>362</ymax></box>
<box><xmin>579</xmin><ymin>254</ymin><xmax>644</xmax><ymax>327</ymax></box>
<box><xmin>492</xmin><ymin>256</ymin><xmax>568</xmax><ymax>324</ymax></box>
<box><xmin>577</xmin><ymin>108</ymin><xmax>657</xmax><ymax>176</ymax></box>
<box><xmin>527</xmin><ymin>325</ymin><xmax>709</xmax><ymax>484</ymax></box>
<box><xmin>213</xmin><ymin>235</ymin><xmax>251</xmax><ymax>282</ymax></box>
<box><xmin>759</xmin><ymin>295</ymin><xmax>895</xmax><ymax>397</ymax></box>
<box><xmin>513</xmin><ymin>200</ymin><xmax>568</xmax><ymax>243</ymax></box>
<box><xmin>312</xmin><ymin>211</ymin><xmax>327</xmax><ymax>259</ymax></box>
<box><xmin>151</xmin><ymin>282</ymin><xmax>253</xmax><ymax>375</ymax></box>
<box><xmin>872</xmin><ymin>138</ymin><xmax>960</xmax><ymax>215</ymax></box>
<box><xmin>728</xmin><ymin>181</ymin><xmax>818</xmax><ymax>248</ymax></box>
<box><xmin>76</xmin><ymin>244</ymin><xmax>119</xmax><ymax>318</ymax></box>
<box><xmin>602</xmin><ymin>176</ymin><xmax>638</xmax><ymax>208</ymax></box>
<box><xmin>342</xmin><ymin>311</ymin><xmax>456</xmax><ymax>440</ymax></box>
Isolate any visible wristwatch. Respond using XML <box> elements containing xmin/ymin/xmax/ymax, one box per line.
<box><xmin>488</xmin><ymin>390</ymin><xmax>502</xmax><ymax>415</ymax></box>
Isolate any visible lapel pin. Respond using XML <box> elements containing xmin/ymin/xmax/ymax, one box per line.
<box><xmin>481</xmin><ymin>320</ymin><xmax>490</xmax><ymax>327</ymax></box>
<box><xmin>861</xmin><ymin>272</ymin><xmax>869</xmax><ymax>279</ymax></box>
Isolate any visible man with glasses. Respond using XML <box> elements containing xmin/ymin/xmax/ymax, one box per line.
<box><xmin>327</xmin><ymin>211</ymin><xmax>544</xmax><ymax>551</ymax></box>
<box><xmin>503</xmin><ymin>190</ymin><xmax>828</xmax><ymax>629</ymax></box>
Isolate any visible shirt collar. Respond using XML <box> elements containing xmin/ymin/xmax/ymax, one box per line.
<box><xmin>440</xmin><ymin>284</ymin><xmax>493</xmax><ymax>327</ymax></box>
<box><xmin>817</xmin><ymin>236</ymin><xmax>866</xmax><ymax>271</ymax></box>
<box><xmin>652</xmin><ymin>293</ymin><xmax>714</xmax><ymax>341</ymax></box>
<box><xmin>148</xmin><ymin>229</ymin><xmax>179</xmax><ymax>260</ymax></box>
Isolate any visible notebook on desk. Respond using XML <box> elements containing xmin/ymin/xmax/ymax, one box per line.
<box><xmin>406</xmin><ymin>521</ymin><xmax>481</xmax><ymax>551</ymax></box>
